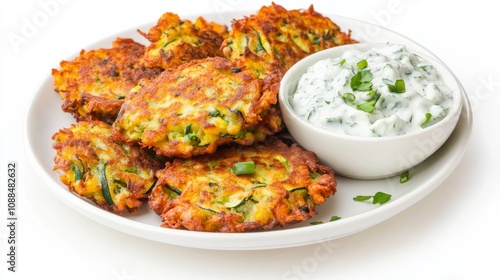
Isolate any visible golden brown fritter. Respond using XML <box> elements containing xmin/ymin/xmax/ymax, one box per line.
<box><xmin>139</xmin><ymin>12</ymin><xmax>228</xmax><ymax>69</ymax></box>
<box><xmin>52</xmin><ymin>38</ymin><xmax>163</xmax><ymax>124</ymax></box>
<box><xmin>148</xmin><ymin>137</ymin><xmax>336</xmax><ymax>232</ymax></box>
<box><xmin>113</xmin><ymin>56</ymin><xmax>283</xmax><ymax>158</ymax></box>
<box><xmin>52</xmin><ymin>120</ymin><xmax>166</xmax><ymax>214</ymax></box>
<box><xmin>221</xmin><ymin>3</ymin><xmax>357</xmax><ymax>79</ymax></box>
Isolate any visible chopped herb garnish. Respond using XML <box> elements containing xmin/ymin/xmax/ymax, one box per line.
<box><xmin>385</xmin><ymin>79</ymin><xmax>406</xmax><ymax>93</ymax></box>
<box><xmin>357</xmin><ymin>59</ymin><xmax>368</xmax><ymax>69</ymax></box>
<box><xmin>310</xmin><ymin>215</ymin><xmax>341</xmax><ymax>225</ymax></box>
<box><xmin>353</xmin><ymin>195</ymin><xmax>372</xmax><ymax>202</ymax></box>
<box><xmin>341</xmin><ymin>92</ymin><xmax>356</xmax><ymax>104</ymax></box>
<box><xmin>421</xmin><ymin>112</ymin><xmax>432</xmax><ymax>127</ymax></box>
<box><xmin>372</xmin><ymin>192</ymin><xmax>392</xmax><ymax>204</ymax></box>
<box><xmin>340</xmin><ymin>58</ymin><xmax>346</xmax><ymax>66</ymax></box>
<box><xmin>353</xmin><ymin>192</ymin><xmax>392</xmax><ymax>205</ymax></box>
<box><xmin>230</xmin><ymin>161</ymin><xmax>255</xmax><ymax>175</ymax></box>
<box><xmin>350</xmin><ymin>69</ymin><xmax>373</xmax><ymax>92</ymax></box>
<box><xmin>356</xmin><ymin>91</ymin><xmax>380</xmax><ymax>114</ymax></box>
<box><xmin>329</xmin><ymin>215</ymin><xmax>341</xmax><ymax>222</ymax></box>
<box><xmin>400</xmin><ymin>170</ymin><xmax>409</xmax><ymax>183</ymax></box>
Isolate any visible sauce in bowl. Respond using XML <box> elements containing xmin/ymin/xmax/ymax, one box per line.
<box><xmin>290</xmin><ymin>44</ymin><xmax>455</xmax><ymax>137</ymax></box>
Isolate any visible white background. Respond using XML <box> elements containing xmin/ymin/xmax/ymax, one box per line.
<box><xmin>1</xmin><ymin>0</ymin><xmax>499</xmax><ymax>279</ymax></box>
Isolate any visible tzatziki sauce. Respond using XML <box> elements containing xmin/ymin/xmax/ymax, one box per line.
<box><xmin>290</xmin><ymin>44</ymin><xmax>454</xmax><ymax>137</ymax></box>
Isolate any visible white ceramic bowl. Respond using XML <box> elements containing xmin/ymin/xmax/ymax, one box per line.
<box><xmin>279</xmin><ymin>43</ymin><xmax>464</xmax><ymax>179</ymax></box>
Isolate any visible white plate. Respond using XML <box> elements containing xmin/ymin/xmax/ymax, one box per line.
<box><xmin>24</xmin><ymin>11</ymin><xmax>473</xmax><ymax>250</ymax></box>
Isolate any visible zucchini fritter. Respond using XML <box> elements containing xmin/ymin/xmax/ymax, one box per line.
<box><xmin>221</xmin><ymin>3</ymin><xmax>357</xmax><ymax>78</ymax></box>
<box><xmin>52</xmin><ymin>38</ymin><xmax>163</xmax><ymax>124</ymax></box>
<box><xmin>148</xmin><ymin>137</ymin><xmax>336</xmax><ymax>232</ymax></box>
<box><xmin>113</xmin><ymin>56</ymin><xmax>283</xmax><ymax>158</ymax></box>
<box><xmin>139</xmin><ymin>12</ymin><xmax>228</xmax><ymax>69</ymax></box>
<box><xmin>52</xmin><ymin>120</ymin><xmax>166</xmax><ymax>214</ymax></box>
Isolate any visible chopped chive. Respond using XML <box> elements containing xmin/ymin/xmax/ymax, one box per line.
<box><xmin>353</xmin><ymin>195</ymin><xmax>372</xmax><ymax>202</ymax></box>
<box><xmin>386</xmin><ymin>79</ymin><xmax>406</xmax><ymax>93</ymax></box>
<box><xmin>357</xmin><ymin>59</ymin><xmax>368</xmax><ymax>69</ymax></box>
<box><xmin>400</xmin><ymin>170</ymin><xmax>409</xmax><ymax>183</ymax></box>
<box><xmin>394</xmin><ymin>79</ymin><xmax>406</xmax><ymax>93</ymax></box>
<box><xmin>340</xmin><ymin>58</ymin><xmax>346</xmax><ymax>66</ymax></box>
<box><xmin>230</xmin><ymin>161</ymin><xmax>255</xmax><ymax>175</ymax></box>
<box><xmin>421</xmin><ymin>112</ymin><xmax>432</xmax><ymax>127</ymax></box>
<box><xmin>310</xmin><ymin>221</ymin><xmax>323</xmax><ymax>225</ymax></box>
<box><xmin>341</xmin><ymin>92</ymin><xmax>356</xmax><ymax>104</ymax></box>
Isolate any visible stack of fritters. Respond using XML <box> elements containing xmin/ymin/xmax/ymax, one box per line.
<box><xmin>51</xmin><ymin>3</ymin><xmax>353</xmax><ymax>231</ymax></box>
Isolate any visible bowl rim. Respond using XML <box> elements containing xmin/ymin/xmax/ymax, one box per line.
<box><xmin>279</xmin><ymin>42</ymin><xmax>464</xmax><ymax>142</ymax></box>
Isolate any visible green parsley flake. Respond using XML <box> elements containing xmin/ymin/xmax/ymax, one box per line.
<box><xmin>350</xmin><ymin>69</ymin><xmax>373</xmax><ymax>92</ymax></box>
<box><xmin>329</xmin><ymin>215</ymin><xmax>341</xmax><ymax>222</ymax></box>
<box><xmin>353</xmin><ymin>192</ymin><xmax>392</xmax><ymax>205</ymax></box>
<box><xmin>356</xmin><ymin>91</ymin><xmax>381</xmax><ymax>114</ymax></box>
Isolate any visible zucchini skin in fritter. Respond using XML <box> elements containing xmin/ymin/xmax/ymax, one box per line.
<box><xmin>52</xmin><ymin>38</ymin><xmax>163</xmax><ymax>124</ymax></box>
<box><xmin>113</xmin><ymin>56</ymin><xmax>283</xmax><ymax>158</ymax></box>
<box><xmin>139</xmin><ymin>12</ymin><xmax>228</xmax><ymax>69</ymax></box>
<box><xmin>221</xmin><ymin>3</ymin><xmax>357</xmax><ymax>79</ymax></box>
<box><xmin>148</xmin><ymin>137</ymin><xmax>336</xmax><ymax>232</ymax></box>
<box><xmin>52</xmin><ymin>120</ymin><xmax>166</xmax><ymax>213</ymax></box>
